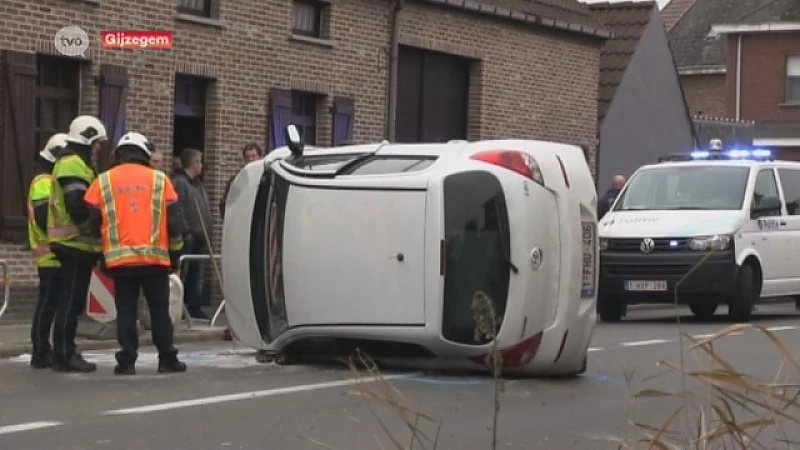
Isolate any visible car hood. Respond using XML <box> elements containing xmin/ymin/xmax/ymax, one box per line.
<box><xmin>599</xmin><ymin>210</ymin><xmax>743</xmax><ymax>238</ymax></box>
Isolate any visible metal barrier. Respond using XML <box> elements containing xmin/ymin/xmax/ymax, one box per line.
<box><xmin>0</xmin><ymin>260</ymin><xmax>8</xmax><ymax>321</ymax></box>
<box><xmin>178</xmin><ymin>254</ymin><xmax>224</xmax><ymax>328</ymax></box>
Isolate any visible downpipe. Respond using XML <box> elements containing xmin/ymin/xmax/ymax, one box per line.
<box><xmin>385</xmin><ymin>0</ymin><xmax>405</xmax><ymax>141</ymax></box>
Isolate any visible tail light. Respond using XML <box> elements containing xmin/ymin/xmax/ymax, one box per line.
<box><xmin>471</xmin><ymin>150</ymin><xmax>544</xmax><ymax>185</ymax></box>
<box><xmin>469</xmin><ymin>332</ymin><xmax>543</xmax><ymax>369</ymax></box>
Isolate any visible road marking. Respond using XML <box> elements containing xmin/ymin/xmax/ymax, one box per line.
<box><xmin>0</xmin><ymin>421</ymin><xmax>63</xmax><ymax>436</ymax></box>
<box><xmin>102</xmin><ymin>374</ymin><xmax>415</xmax><ymax>416</ymax></box>
<box><xmin>620</xmin><ymin>339</ymin><xmax>671</xmax><ymax>347</ymax></box>
<box><xmin>766</xmin><ymin>325</ymin><xmax>796</xmax><ymax>332</ymax></box>
<box><xmin>588</xmin><ymin>347</ymin><xmax>604</xmax><ymax>352</ymax></box>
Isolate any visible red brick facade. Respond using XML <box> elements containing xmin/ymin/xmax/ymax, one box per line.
<box><xmin>0</xmin><ymin>0</ymin><xmax>603</xmax><ymax>317</ymax></box>
<box><xmin>725</xmin><ymin>31</ymin><xmax>800</xmax><ymax>122</ymax></box>
<box><xmin>680</xmin><ymin>73</ymin><xmax>727</xmax><ymax>117</ymax></box>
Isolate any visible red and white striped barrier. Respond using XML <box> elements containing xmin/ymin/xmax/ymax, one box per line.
<box><xmin>86</xmin><ymin>267</ymin><xmax>184</xmax><ymax>326</ymax></box>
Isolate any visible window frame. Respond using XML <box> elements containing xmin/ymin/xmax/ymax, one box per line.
<box><xmin>291</xmin><ymin>0</ymin><xmax>326</xmax><ymax>38</ymax></box>
<box><xmin>177</xmin><ymin>0</ymin><xmax>212</xmax><ymax>17</ymax></box>
<box><xmin>34</xmin><ymin>55</ymin><xmax>81</xmax><ymax>165</ymax></box>
<box><xmin>786</xmin><ymin>55</ymin><xmax>800</xmax><ymax>104</ymax></box>
<box><xmin>289</xmin><ymin>91</ymin><xmax>318</xmax><ymax>145</ymax></box>
<box><xmin>778</xmin><ymin>168</ymin><xmax>800</xmax><ymax>215</ymax></box>
<box><xmin>751</xmin><ymin>168</ymin><xmax>783</xmax><ymax>216</ymax></box>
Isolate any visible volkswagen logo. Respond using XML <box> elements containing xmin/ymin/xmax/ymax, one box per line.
<box><xmin>640</xmin><ymin>238</ymin><xmax>655</xmax><ymax>254</ymax></box>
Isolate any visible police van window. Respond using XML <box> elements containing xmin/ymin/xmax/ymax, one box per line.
<box><xmin>613</xmin><ymin>166</ymin><xmax>749</xmax><ymax>211</ymax></box>
<box><xmin>753</xmin><ymin>169</ymin><xmax>781</xmax><ymax>211</ymax></box>
<box><xmin>778</xmin><ymin>169</ymin><xmax>800</xmax><ymax>215</ymax></box>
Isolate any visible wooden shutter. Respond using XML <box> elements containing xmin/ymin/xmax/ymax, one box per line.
<box><xmin>331</xmin><ymin>96</ymin><xmax>355</xmax><ymax>146</ymax></box>
<box><xmin>1</xmin><ymin>51</ymin><xmax>37</xmax><ymax>241</ymax></box>
<box><xmin>98</xmin><ymin>64</ymin><xmax>129</xmax><ymax>171</ymax></box>
<box><xmin>269</xmin><ymin>88</ymin><xmax>292</xmax><ymax>151</ymax></box>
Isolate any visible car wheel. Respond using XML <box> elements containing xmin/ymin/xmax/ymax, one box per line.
<box><xmin>598</xmin><ymin>294</ymin><xmax>624</xmax><ymax>322</ymax></box>
<box><xmin>577</xmin><ymin>354</ymin><xmax>587</xmax><ymax>375</ymax></box>
<box><xmin>689</xmin><ymin>302</ymin><xmax>718</xmax><ymax>320</ymax></box>
<box><xmin>729</xmin><ymin>264</ymin><xmax>756</xmax><ymax>323</ymax></box>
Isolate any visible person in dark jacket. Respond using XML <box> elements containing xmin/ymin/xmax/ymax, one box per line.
<box><xmin>598</xmin><ymin>175</ymin><xmax>626</xmax><ymax>219</ymax></box>
<box><xmin>220</xmin><ymin>143</ymin><xmax>262</xmax><ymax>218</ymax></box>
<box><xmin>171</xmin><ymin>148</ymin><xmax>214</xmax><ymax>320</ymax></box>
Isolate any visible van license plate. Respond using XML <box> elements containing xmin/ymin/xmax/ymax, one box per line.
<box><xmin>625</xmin><ymin>280</ymin><xmax>667</xmax><ymax>291</ymax></box>
<box><xmin>580</xmin><ymin>221</ymin><xmax>596</xmax><ymax>298</ymax></box>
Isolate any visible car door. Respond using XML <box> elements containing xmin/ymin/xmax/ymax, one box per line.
<box><xmin>776</xmin><ymin>168</ymin><xmax>800</xmax><ymax>293</ymax></box>
<box><xmin>741</xmin><ymin>168</ymin><xmax>788</xmax><ymax>296</ymax></box>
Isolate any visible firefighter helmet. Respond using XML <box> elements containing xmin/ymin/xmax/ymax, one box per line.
<box><xmin>65</xmin><ymin>115</ymin><xmax>108</xmax><ymax>146</ymax></box>
<box><xmin>39</xmin><ymin>132</ymin><xmax>69</xmax><ymax>163</ymax></box>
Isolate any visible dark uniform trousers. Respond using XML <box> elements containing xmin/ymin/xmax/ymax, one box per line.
<box><xmin>52</xmin><ymin>250</ymin><xmax>96</xmax><ymax>365</ymax></box>
<box><xmin>30</xmin><ymin>267</ymin><xmax>61</xmax><ymax>357</ymax></box>
<box><xmin>111</xmin><ymin>267</ymin><xmax>179</xmax><ymax>368</ymax></box>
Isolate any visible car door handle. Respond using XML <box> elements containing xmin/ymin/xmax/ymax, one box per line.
<box><xmin>780</xmin><ymin>221</ymin><xmax>787</xmax><ymax>226</ymax></box>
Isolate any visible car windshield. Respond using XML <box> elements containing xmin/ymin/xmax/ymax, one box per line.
<box><xmin>613</xmin><ymin>166</ymin><xmax>750</xmax><ymax>211</ymax></box>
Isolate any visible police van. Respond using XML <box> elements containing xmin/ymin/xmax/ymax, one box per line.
<box><xmin>597</xmin><ymin>147</ymin><xmax>800</xmax><ymax>323</ymax></box>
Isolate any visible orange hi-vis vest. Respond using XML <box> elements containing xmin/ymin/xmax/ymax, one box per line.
<box><xmin>84</xmin><ymin>163</ymin><xmax>181</xmax><ymax>270</ymax></box>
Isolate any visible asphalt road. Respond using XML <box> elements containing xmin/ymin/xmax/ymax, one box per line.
<box><xmin>1</xmin><ymin>303</ymin><xmax>800</xmax><ymax>450</ymax></box>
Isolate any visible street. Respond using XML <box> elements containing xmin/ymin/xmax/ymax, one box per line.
<box><xmin>1</xmin><ymin>304</ymin><xmax>799</xmax><ymax>450</ymax></box>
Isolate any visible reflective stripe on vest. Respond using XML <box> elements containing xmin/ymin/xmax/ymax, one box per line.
<box><xmin>27</xmin><ymin>174</ymin><xmax>60</xmax><ymax>268</ymax></box>
<box><xmin>99</xmin><ymin>170</ymin><xmax>171</xmax><ymax>268</ymax></box>
<box><xmin>47</xmin><ymin>154</ymin><xmax>101</xmax><ymax>252</ymax></box>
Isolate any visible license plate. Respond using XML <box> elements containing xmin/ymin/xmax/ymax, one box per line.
<box><xmin>580</xmin><ymin>221</ymin><xmax>596</xmax><ymax>298</ymax></box>
<box><xmin>624</xmin><ymin>280</ymin><xmax>668</xmax><ymax>291</ymax></box>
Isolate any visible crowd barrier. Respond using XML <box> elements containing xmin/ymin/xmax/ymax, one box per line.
<box><xmin>0</xmin><ymin>260</ymin><xmax>9</xmax><ymax>321</ymax></box>
<box><xmin>178</xmin><ymin>254</ymin><xmax>225</xmax><ymax>328</ymax></box>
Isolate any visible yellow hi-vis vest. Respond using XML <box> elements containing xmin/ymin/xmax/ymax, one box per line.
<box><xmin>27</xmin><ymin>173</ymin><xmax>60</xmax><ymax>268</ymax></box>
<box><xmin>47</xmin><ymin>154</ymin><xmax>102</xmax><ymax>253</ymax></box>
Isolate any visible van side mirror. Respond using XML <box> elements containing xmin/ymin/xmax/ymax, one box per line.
<box><xmin>751</xmin><ymin>195</ymin><xmax>782</xmax><ymax>218</ymax></box>
<box><xmin>284</xmin><ymin>124</ymin><xmax>304</xmax><ymax>157</ymax></box>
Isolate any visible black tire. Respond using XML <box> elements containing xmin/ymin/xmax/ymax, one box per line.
<box><xmin>577</xmin><ymin>354</ymin><xmax>587</xmax><ymax>375</ymax></box>
<box><xmin>598</xmin><ymin>295</ymin><xmax>624</xmax><ymax>322</ymax></box>
<box><xmin>689</xmin><ymin>302</ymin><xmax>718</xmax><ymax>320</ymax></box>
<box><xmin>729</xmin><ymin>264</ymin><xmax>757</xmax><ymax>323</ymax></box>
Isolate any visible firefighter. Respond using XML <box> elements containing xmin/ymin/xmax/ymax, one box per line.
<box><xmin>84</xmin><ymin>131</ymin><xmax>187</xmax><ymax>375</ymax></box>
<box><xmin>28</xmin><ymin>132</ymin><xmax>69</xmax><ymax>369</ymax></box>
<box><xmin>48</xmin><ymin>115</ymin><xmax>108</xmax><ymax>373</ymax></box>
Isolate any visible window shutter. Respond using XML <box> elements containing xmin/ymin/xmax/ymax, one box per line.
<box><xmin>98</xmin><ymin>64</ymin><xmax>129</xmax><ymax>171</ymax></box>
<box><xmin>1</xmin><ymin>51</ymin><xmax>37</xmax><ymax>241</ymax></box>
<box><xmin>269</xmin><ymin>88</ymin><xmax>293</xmax><ymax>151</ymax></box>
<box><xmin>331</xmin><ymin>96</ymin><xmax>355</xmax><ymax>146</ymax></box>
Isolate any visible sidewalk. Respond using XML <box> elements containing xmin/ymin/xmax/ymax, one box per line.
<box><xmin>0</xmin><ymin>317</ymin><xmax>230</xmax><ymax>359</ymax></box>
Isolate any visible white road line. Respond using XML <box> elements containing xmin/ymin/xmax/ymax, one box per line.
<box><xmin>766</xmin><ymin>326</ymin><xmax>797</xmax><ymax>332</ymax></box>
<box><xmin>102</xmin><ymin>374</ymin><xmax>414</xmax><ymax>416</ymax></box>
<box><xmin>620</xmin><ymin>339</ymin><xmax>671</xmax><ymax>347</ymax></box>
<box><xmin>0</xmin><ymin>421</ymin><xmax>63</xmax><ymax>436</ymax></box>
<box><xmin>588</xmin><ymin>347</ymin><xmax>604</xmax><ymax>352</ymax></box>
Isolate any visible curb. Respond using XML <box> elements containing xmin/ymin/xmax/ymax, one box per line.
<box><xmin>0</xmin><ymin>328</ymin><xmax>227</xmax><ymax>359</ymax></box>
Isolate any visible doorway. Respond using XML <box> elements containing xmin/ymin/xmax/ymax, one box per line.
<box><xmin>173</xmin><ymin>74</ymin><xmax>209</xmax><ymax>173</ymax></box>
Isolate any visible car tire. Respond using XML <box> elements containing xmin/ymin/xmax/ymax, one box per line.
<box><xmin>729</xmin><ymin>264</ymin><xmax>756</xmax><ymax>323</ymax></box>
<box><xmin>577</xmin><ymin>354</ymin><xmax>587</xmax><ymax>375</ymax></box>
<box><xmin>598</xmin><ymin>294</ymin><xmax>624</xmax><ymax>322</ymax></box>
<box><xmin>689</xmin><ymin>302</ymin><xmax>718</xmax><ymax>320</ymax></box>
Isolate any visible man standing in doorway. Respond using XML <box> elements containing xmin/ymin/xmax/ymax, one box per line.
<box><xmin>220</xmin><ymin>143</ymin><xmax>262</xmax><ymax>218</ymax></box>
<box><xmin>150</xmin><ymin>149</ymin><xmax>167</xmax><ymax>173</ymax></box>
<box><xmin>171</xmin><ymin>148</ymin><xmax>213</xmax><ymax>320</ymax></box>
<box><xmin>48</xmin><ymin>115</ymin><xmax>108</xmax><ymax>373</ymax></box>
<box><xmin>598</xmin><ymin>174</ymin><xmax>626</xmax><ymax>219</ymax></box>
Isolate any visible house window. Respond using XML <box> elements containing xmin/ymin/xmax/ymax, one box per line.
<box><xmin>291</xmin><ymin>91</ymin><xmax>318</xmax><ymax>145</ymax></box>
<box><xmin>292</xmin><ymin>0</ymin><xmax>327</xmax><ymax>38</ymax></box>
<box><xmin>787</xmin><ymin>56</ymin><xmax>800</xmax><ymax>104</ymax></box>
<box><xmin>177</xmin><ymin>0</ymin><xmax>211</xmax><ymax>17</ymax></box>
<box><xmin>35</xmin><ymin>56</ymin><xmax>80</xmax><ymax>159</ymax></box>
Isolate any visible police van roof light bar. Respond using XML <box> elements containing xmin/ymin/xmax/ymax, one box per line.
<box><xmin>658</xmin><ymin>148</ymin><xmax>774</xmax><ymax>163</ymax></box>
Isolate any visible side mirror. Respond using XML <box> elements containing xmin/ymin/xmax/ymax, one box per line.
<box><xmin>751</xmin><ymin>195</ymin><xmax>782</xmax><ymax>218</ymax></box>
<box><xmin>284</xmin><ymin>124</ymin><xmax>304</xmax><ymax>157</ymax></box>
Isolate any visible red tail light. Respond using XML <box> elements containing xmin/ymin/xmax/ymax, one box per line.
<box><xmin>469</xmin><ymin>332</ymin><xmax>543</xmax><ymax>369</ymax></box>
<box><xmin>471</xmin><ymin>150</ymin><xmax>544</xmax><ymax>185</ymax></box>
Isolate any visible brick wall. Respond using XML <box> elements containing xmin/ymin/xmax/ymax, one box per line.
<box><xmin>0</xmin><ymin>0</ymin><xmax>602</xmax><ymax>318</ymax></box>
<box><xmin>680</xmin><ymin>73</ymin><xmax>726</xmax><ymax>117</ymax></box>
<box><xmin>726</xmin><ymin>32</ymin><xmax>800</xmax><ymax>122</ymax></box>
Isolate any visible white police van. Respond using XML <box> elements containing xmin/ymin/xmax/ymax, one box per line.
<box><xmin>598</xmin><ymin>148</ymin><xmax>800</xmax><ymax>322</ymax></box>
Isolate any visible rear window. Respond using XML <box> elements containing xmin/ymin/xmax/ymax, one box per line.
<box><xmin>285</xmin><ymin>153</ymin><xmax>436</xmax><ymax>176</ymax></box>
<box><xmin>286</xmin><ymin>153</ymin><xmax>367</xmax><ymax>172</ymax></box>
<box><xmin>441</xmin><ymin>171</ymin><xmax>511</xmax><ymax>345</ymax></box>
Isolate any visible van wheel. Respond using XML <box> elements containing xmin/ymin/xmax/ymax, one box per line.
<box><xmin>689</xmin><ymin>302</ymin><xmax>718</xmax><ymax>320</ymax></box>
<box><xmin>729</xmin><ymin>264</ymin><xmax>756</xmax><ymax>323</ymax></box>
<box><xmin>598</xmin><ymin>295</ymin><xmax>624</xmax><ymax>322</ymax></box>
<box><xmin>577</xmin><ymin>354</ymin><xmax>587</xmax><ymax>374</ymax></box>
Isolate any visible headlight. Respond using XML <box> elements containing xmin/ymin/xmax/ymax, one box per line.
<box><xmin>689</xmin><ymin>235</ymin><xmax>732</xmax><ymax>251</ymax></box>
<box><xmin>599</xmin><ymin>238</ymin><xmax>609</xmax><ymax>251</ymax></box>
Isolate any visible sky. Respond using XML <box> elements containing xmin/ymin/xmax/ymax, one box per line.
<box><xmin>579</xmin><ymin>0</ymin><xmax>671</xmax><ymax>9</ymax></box>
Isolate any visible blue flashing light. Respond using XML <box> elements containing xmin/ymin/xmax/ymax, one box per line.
<box><xmin>690</xmin><ymin>151</ymin><xmax>710</xmax><ymax>159</ymax></box>
<box><xmin>681</xmin><ymin>148</ymin><xmax>773</xmax><ymax>161</ymax></box>
<box><xmin>752</xmin><ymin>149</ymin><xmax>772</xmax><ymax>158</ymax></box>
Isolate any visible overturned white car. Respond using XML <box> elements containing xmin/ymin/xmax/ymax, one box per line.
<box><xmin>221</xmin><ymin>126</ymin><xmax>598</xmax><ymax>376</ymax></box>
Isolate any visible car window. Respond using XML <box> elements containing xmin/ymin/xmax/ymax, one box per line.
<box><xmin>752</xmin><ymin>169</ymin><xmax>780</xmax><ymax>213</ymax></box>
<box><xmin>286</xmin><ymin>153</ymin><xmax>368</xmax><ymax>171</ymax></box>
<box><xmin>778</xmin><ymin>168</ymin><xmax>800</xmax><ymax>215</ymax></box>
<box><xmin>613</xmin><ymin>166</ymin><xmax>749</xmax><ymax>211</ymax></box>
<box><xmin>441</xmin><ymin>171</ymin><xmax>511</xmax><ymax>346</ymax></box>
<box><xmin>342</xmin><ymin>156</ymin><xmax>436</xmax><ymax>176</ymax></box>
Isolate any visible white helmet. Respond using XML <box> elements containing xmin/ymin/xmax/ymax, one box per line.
<box><xmin>65</xmin><ymin>115</ymin><xmax>108</xmax><ymax>146</ymax></box>
<box><xmin>116</xmin><ymin>131</ymin><xmax>154</xmax><ymax>157</ymax></box>
<box><xmin>39</xmin><ymin>132</ymin><xmax>69</xmax><ymax>163</ymax></box>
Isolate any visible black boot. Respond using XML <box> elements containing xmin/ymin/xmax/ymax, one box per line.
<box><xmin>114</xmin><ymin>364</ymin><xmax>136</xmax><ymax>376</ymax></box>
<box><xmin>158</xmin><ymin>359</ymin><xmax>187</xmax><ymax>373</ymax></box>
<box><xmin>52</xmin><ymin>353</ymin><xmax>97</xmax><ymax>373</ymax></box>
<box><xmin>30</xmin><ymin>352</ymin><xmax>52</xmax><ymax>369</ymax></box>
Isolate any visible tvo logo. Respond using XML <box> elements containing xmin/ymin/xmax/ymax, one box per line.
<box><xmin>54</xmin><ymin>26</ymin><xmax>89</xmax><ymax>58</ymax></box>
